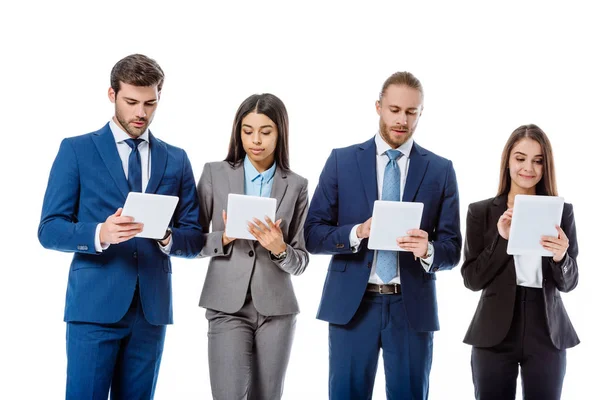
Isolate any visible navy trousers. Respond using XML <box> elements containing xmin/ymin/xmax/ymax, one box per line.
<box><xmin>329</xmin><ymin>292</ymin><xmax>433</xmax><ymax>400</ymax></box>
<box><xmin>65</xmin><ymin>285</ymin><xmax>167</xmax><ymax>400</ymax></box>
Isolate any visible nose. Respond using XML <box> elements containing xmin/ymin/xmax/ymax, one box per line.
<box><xmin>396</xmin><ymin>112</ymin><xmax>408</xmax><ymax>126</ymax></box>
<box><xmin>135</xmin><ymin>104</ymin><xmax>147</xmax><ymax>118</ymax></box>
<box><xmin>251</xmin><ymin>131</ymin><xmax>262</xmax><ymax>144</ymax></box>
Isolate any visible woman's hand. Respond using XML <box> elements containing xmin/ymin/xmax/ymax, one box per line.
<box><xmin>221</xmin><ymin>210</ymin><xmax>236</xmax><ymax>246</ymax></box>
<box><xmin>497</xmin><ymin>208</ymin><xmax>513</xmax><ymax>240</ymax></box>
<box><xmin>541</xmin><ymin>225</ymin><xmax>569</xmax><ymax>263</ymax></box>
<box><xmin>248</xmin><ymin>216</ymin><xmax>286</xmax><ymax>255</ymax></box>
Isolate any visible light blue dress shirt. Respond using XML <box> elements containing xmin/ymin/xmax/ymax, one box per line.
<box><xmin>244</xmin><ymin>155</ymin><xmax>276</xmax><ymax>197</ymax></box>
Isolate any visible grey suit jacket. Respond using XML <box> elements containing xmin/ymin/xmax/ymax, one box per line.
<box><xmin>197</xmin><ymin>161</ymin><xmax>309</xmax><ymax>316</ymax></box>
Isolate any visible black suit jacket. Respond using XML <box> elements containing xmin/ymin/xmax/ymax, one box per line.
<box><xmin>461</xmin><ymin>195</ymin><xmax>579</xmax><ymax>350</ymax></box>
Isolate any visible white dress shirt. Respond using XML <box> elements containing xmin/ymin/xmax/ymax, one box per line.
<box><xmin>349</xmin><ymin>133</ymin><xmax>434</xmax><ymax>284</ymax></box>
<box><xmin>93</xmin><ymin>118</ymin><xmax>171</xmax><ymax>253</ymax></box>
<box><xmin>514</xmin><ymin>255</ymin><xmax>543</xmax><ymax>288</ymax></box>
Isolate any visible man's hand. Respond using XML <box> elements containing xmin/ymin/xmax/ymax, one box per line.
<box><xmin>397</xmin><ymin>229</ymin><xmax>429</xmax><ymax>258</ymax></box>
<box><xmin>357</xmin><ymin>218</ymin><xmax>373</xmax><ymax>239</ymax></box>
<box><xmin>99</xmin><ymin>208</ymin><xmax>143</xmax><ymax>245</ymax></box>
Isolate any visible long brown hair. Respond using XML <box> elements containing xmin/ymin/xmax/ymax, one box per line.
<box><xmin>497</xmin><ymin>124</ymin><xmax>558</xmax><ymax>196</ymax></box>
<box><xmin>225</xmin><ymin>93</ymin><xmax>290</xmax><ymax>171</ymax></box>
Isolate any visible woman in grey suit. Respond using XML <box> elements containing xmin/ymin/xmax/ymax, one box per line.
<box><xmin>196</xmin><ymin>93</ymin><xmax>309</xmax><ymax>400</ymax></box>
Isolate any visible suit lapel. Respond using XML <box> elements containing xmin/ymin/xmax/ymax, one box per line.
<box><xmin>145</xmin><ymin>132</ymin><xmax>167</xmax><ymax>194</ymax></box>
<box><xmin>227</xmin><ymin>163</ymin><xmax>245</xmax><ymax>195</ymax></box>
<box><xmin>356</xmin><ymin>138</ymin><xmax>378</xmax><ymax>214</ymax></box>
<box><xmin>270</xmin><ymin>167</ymin><xmax>288</xmax><ymax>213</ymax></box>
<box><xmin>402</xmin><ymin>143</ymin><xmax>430</xmax><ymax>202</ymax></box>
<box><xmin>92</xmin><ymin>123</ymin><xmax>129</xmax><ymax>200</ymax></box>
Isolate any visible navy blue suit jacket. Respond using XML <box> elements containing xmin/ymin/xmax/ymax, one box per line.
<box><xmin>304</xmin><ymin>137</ymin><xmax>461</xmax><ymax>332</ymax></box>
<box><xmin>38</xmin><ymin>123</ymin><xmax>203</xmax><ymax>325</ymax></box>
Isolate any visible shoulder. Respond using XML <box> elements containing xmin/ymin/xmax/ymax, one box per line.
<box><xmin>468</xmin><ymin>197</ymin><xmax>497</xmax><ymax>215</ymax></box>
<box><xmin>282</xmin><ymin>169</ymin><xmax>309</xmax><ymax>190</ymax></box>
<box><xmin>413</xmin><ymin>142</ymin><xmax>453</xmax><ymax>169</ymax></box>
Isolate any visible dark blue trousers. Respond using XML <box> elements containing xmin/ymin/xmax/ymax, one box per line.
<box><xmin>329</xmin><ymin>292</ymin><xmax>433</xmax><ymax>400</ymax></box>
<box><xmin>65</xmin><ymin>286</ymin><xmax>167</xmax><ymax>400</ymax></box>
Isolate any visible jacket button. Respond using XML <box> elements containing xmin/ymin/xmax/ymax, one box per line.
<box><xmin>214</xmin><ymin>248</ymin><xmax>218</xmax><ymax>253</ymax></box>
<box><xmin>133</xmin><ymin>251</ymin><xmax>137</xmax><ymax>259</ymax></box>
<box><xmin>249</xmin><ymin>250</ymin><xmax>254</xmax><ymax>257</ymax></box>
<box><xmin>367</xmin><ymin>262</ymin><xmax>372</xmax><ymax>268</ymax></box>
<box><xmin>432</xmin><ymin>267</ymin><xmax>439</xmax><ymax>272</ymax></box>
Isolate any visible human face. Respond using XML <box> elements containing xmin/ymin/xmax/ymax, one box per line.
<box><xmin>508</xmin><ymin>138</ymin><xmax>544</xmax><ymax>194</ymax></box>
<box><xmin>376</xmin><ymin>84</ymin><xmax>423</xmax><ymax>148</ymax></box>
<box><xmin>241</xmin><ymin>112</ymin><xmax>278</xmax><ymax>172</ymax></box>
<box><xmin>108</xmin><ymin>82</ymin><xmax>160</xmax><ymax>138</ymax></box>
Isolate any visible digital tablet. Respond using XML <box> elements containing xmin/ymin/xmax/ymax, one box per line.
<box><xmin>368</xmin><ymin>200</ymin><xmax>424</xmax><ymax>251</ymax></box>
<box><xmin>226</xmin><ymin>194</ymin><xmax>277</xmax><ymax>241</ymax></box>
<box><xmin>121</xmin><ymin>192</ymin><xmax>179</xmax><ymax>239</ymax></box>
<box><xmin>507</xmin><ymin>194</ymin><xmax>564</xmax><ymax>256</ymax></box>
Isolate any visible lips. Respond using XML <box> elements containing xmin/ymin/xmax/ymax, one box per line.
<box><xmin>131</xmin><ymin>120</ymin><xmax>146</xmax><ymax>128</ymax></box>
<box><xmin>250</xmin><ymin>148</ymin><xmax>264</xmax><ymax>155</ymax></box>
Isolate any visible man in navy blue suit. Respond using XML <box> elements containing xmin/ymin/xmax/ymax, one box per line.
<box><xmin>38</xmin><ymin>54</ymin><xmax>203</xmax><ymax>399</ymax></box>
<box><xmin>304</xmin><ymin>72</ymin><xmax>461</xmax><ymax>399</ymax></box>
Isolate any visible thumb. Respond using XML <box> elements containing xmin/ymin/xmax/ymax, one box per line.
<box><xmin>114</xmin><ymin>208</ymin><xmax>123</xmax><ymax>217</ymax></box>
<box><xmin>222</xmin><ymin>210</ymin><xmax>227</xmax><ymax>223</ymax></box>
<box><xmin>275</xmin><ymin>219</ymin><xmax>282</xmax><ymax>228</ymax></box>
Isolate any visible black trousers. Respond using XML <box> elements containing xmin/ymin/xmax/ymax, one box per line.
<box><xmin>471</xmin><ymin>286</ymin><xmax>566</xmax><ymax>400</ymax></box>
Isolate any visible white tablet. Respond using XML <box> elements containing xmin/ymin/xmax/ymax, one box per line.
<box><xmin>226</xmin><ymin>194</ymin><xmax>277</xmax><ymax>241</ymax></box>
<box><xmin>121</xmin><ymin>192</ymin><xmax>179</xmax><ymax>239</ymax></box>
<box><xmin>507</xmin><ymin>194</ymin><xmax>564</xmax><ymax>256</ymax></box>
<box><xmin>368</xmin><ymin>200</ymin><xmax>424</xmax><ymax>251</ymax></box>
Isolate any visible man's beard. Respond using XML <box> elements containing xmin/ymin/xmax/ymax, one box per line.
<box><xmin>379</xmin><ymin>118</ymin><xmax>413</xmax><ymax>147</ymax></box>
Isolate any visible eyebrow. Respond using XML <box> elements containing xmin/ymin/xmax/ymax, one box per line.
<box><xmin>242</xmin><ymin>124</ymin><xmax>274</xmax><ymax>129</ymax></box>
<box><xmin>514</xmin><ymin>151</ymin><xmax>543</xmax><ymax>157</ymax></box>
<box><xmin>123</xmin><ymin>97</ymin><xmax>157</xmax><ymax>103</ymax></box>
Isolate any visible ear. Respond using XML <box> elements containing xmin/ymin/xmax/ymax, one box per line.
<box><xmin>157</xmin><ymin>90</ymin><xmax>161</xmax><ymax>102</ymax></box>
<box><xmin>375</xmin><ymin>100</ymin><xmax>382</xmax><ymax>116</ymax></box>
<box><xmin>108</xmin><ymin>87</ymin><xmax>116</xmax><ymax>103</ymax></box>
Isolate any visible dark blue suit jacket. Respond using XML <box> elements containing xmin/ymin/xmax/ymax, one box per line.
<box><xmin>304</xmin><ymin>137</ymin><xmax>461</xmax><ymax>332</ymax></box>
<box><xmin>38</xmin><ymin>123</ymin><xmax>203</xmax><ymax>325</ymax></box>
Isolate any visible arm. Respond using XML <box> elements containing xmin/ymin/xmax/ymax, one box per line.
<box><xmin>303</xmin><ymin>150</ymin><xmax>357</xmax><ymax>255</ymax></box>
<box><xmin>38</xmin><ymin>139</ymin><xmax>98</xmax><ymax>254</ymax></box>
<box><xmin>547</xmin><ymin>203</ymin><xmax>579</xmax><ymax>292</ymax></box>
<box><xmin>169</xmin><ymin>150</ymin><xmax>204</xmax><ymax>258</ymax></box>
<box><xmin>196</xmin><ymin>163</ymin><xmax>233</xmax><ymax>258</ymax></box>
<box><xmin>427</xmin><ymin>161</ymin><xmax>462</xmax><ymax>272</ymax></box>
<box><xmin>461</xmin><ymin>203</ymin><xmax>512</xmax><ymax>291</ymax></box>
<box><xmin>269</xmin><ymin>179</ymin><xmax>310</xmax><ymax>276</ymax></box>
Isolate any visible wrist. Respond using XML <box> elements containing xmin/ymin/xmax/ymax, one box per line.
<box><xmin>158</xmin><ymin>228</ymin><xmax>172</xmax><ymax>245</ymax></box>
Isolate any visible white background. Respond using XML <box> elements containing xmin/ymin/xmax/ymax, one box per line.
<box><xmin>1</xmin><ymin>1</ymin><xmax>598</xmax><ymax>399</ymax></box>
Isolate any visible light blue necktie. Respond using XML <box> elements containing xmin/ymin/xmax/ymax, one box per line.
<box><xmin>124</xmin><ymin>138</ymin><xmax>144</xmax><ymax>193</ymax></box>
<box><xmin>376</xmin><ymin>149</ymin><xmax>403</xmax><ymax>283</ymax></box>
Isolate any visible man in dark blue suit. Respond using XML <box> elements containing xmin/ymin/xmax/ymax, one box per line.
<box><xmin>304</xmin><ymin>72</ymin><xmax>461</xmax><ymax>399</ymax></box>
<box><xmin>38</xmin><ymin>54</ymin><xmax>203</xmax><ymax>399</ymax></box>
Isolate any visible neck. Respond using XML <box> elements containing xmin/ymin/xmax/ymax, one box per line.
<box><xmin>507</xmin><ymin>185</ymin><xmax>535</xmax><ymax>207</ymax></box>
<box><xmin>249</xmin><ymin>157</ymin><xmax>275</xmax><ymax>173</ymax></box>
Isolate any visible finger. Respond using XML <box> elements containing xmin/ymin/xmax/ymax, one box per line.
<box><xmin>555</xmin><ymin>225</ymin><xmax>566</xmax><ymax>239</ymax></box>
<box><xmin>114</xmin><ymin>216</ymin><xmax>136</xmax><ymax>224</ymax></box>
<box><xmin>406</xmin><ymin>229</ymin><xmax>427</xmax><ymax>238</ymax></box>
<box><xmin>275</xmin><ymin>219</ymin><xmax>282</xmax><ymax>228</ymax></box>
<box><xmin>222</xmin><ymin>210</ymin><xmax>227</xmax><ymax>224</ymax></box>
<box><xmin>117</xmin><ymin>222</ymin><xmax>144</xmax><ymax>232</ymax></box>
<box><xmin>264</xmin><ymin>216</ymin><xmax>276</xmax><ymax>229</ymax></box>
<box><xmin>247</xmin><ymin>225</ymin><xmax>260</xmax><ymax>240</ymax></box>
<box><xmin>252</xmin><ymin>218</ymin><xmax>269</xmax><ymax>231</ymax></box>
<box><xmin>114</xmin><ymin>208</ymin><xmax>123</xmax><ymax>217</ymax></box>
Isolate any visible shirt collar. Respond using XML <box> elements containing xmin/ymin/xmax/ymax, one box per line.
<box><xmin>244</xmin><ymin>155</ymin><xmax>276</xmax><ymax>183</ymax></box>
<box><xmin>375</xmin><ymin>131</ymin><xmax>413</xmax><ymax>158</ymax></box>
<box><xmin>109</xmin><ymin>118</ymin><xmax>150</xmax><ymax>144</ymax></box>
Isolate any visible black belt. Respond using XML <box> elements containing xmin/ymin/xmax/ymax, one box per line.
<box><xmin>366</xmin><ymin>283</ymin><xmax>401</xmax><ymax>295</ymax></box>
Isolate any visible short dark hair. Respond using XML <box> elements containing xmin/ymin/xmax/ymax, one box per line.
<box><xmin>225</xmin><ymin>93</ymin><xmax>290</xmax><ymax>172</ymax></box>
<box><xmin>110</xmin><ymin>54</ymin><xmax>164</xmax><ymax>95</ymax></box>
<box><xmin>497</xmin><ymin>124</ymin><xmax>558</xmax><ymax>196</ymax></box>
<box><xmin>379</xmin><ymin>71</ymin><xmax>424</xmax><ymax>100</ymax></box>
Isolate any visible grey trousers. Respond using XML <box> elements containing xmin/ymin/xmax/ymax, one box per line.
<box><xmin>205</xmin><ymin>294</ymin><xmax>296</xmax><ymax>400</ymax></box>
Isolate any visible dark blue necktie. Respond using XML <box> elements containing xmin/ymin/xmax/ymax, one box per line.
<box><xmin>376</xmin><ymin>149</ymin><xmax>403</xmax><ymax>283</ymax></box>
<box><xmin>124</xmin><ymin>139</ymin><xmax>144</xmax><ymax>193</ymax></box>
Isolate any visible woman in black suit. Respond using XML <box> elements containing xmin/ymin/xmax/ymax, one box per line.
<box><xmin>461</xmin><ymin>124</ymin><xmax>579</xmax><ymax>400</ymax></box>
